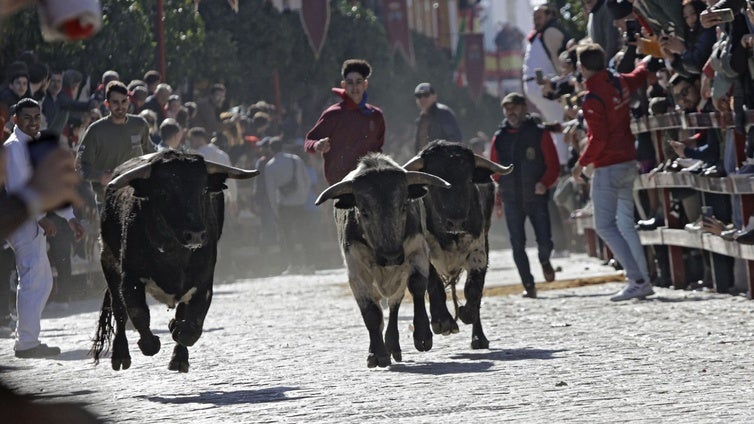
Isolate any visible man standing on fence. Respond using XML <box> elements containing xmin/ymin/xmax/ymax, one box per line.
<box><xmin>572</xmin><ymin>43</ymin><xmax>654</xmax><ymax>301</ymax></box>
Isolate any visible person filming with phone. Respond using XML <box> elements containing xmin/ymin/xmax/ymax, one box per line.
<box><xmin>3</xmin><ymin>98</ymin><xmax>84</xmax><ymax>358</ymax></box>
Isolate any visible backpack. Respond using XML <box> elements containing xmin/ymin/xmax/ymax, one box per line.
<box><xmin>278</xmin><ymin>157</ymin><xmax>299</xmax><ymax>196</ymax></box>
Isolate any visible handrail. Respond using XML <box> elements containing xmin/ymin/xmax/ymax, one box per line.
<box><xmin>630</xmin><ymin>110</ymin><xmax>745</xmax><ymax>134</ymax></box>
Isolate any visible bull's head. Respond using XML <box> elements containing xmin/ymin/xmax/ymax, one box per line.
<box><xmin>316</xmin><ymin>156</ymin><xmax>449</xmax><ymax>266</ymax></box>
<box><xmin>108</xmin><ymin>151</ymin><xmax>258</xmax><ymax>249</ymax></box>
<box><xmin>404</xmin><ymin>140</ymin><xmax>512</xmax><ymax>233</ymax></box>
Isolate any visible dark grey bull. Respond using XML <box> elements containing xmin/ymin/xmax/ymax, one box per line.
<box><xmin>91</xmin><ymin>150</ymin><xmax>258</xmax><ymax>372</ymax></box>
<box><xmin>316</xmin><ymin>153</ymin><xmax>450</xmax><ymax>368</ymax></box>
<box><xmin>404</xmin><ymin>140</ymin><xmax>512</xmax><ymax>349</ymax></box>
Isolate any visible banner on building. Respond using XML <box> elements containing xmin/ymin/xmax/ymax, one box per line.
<box><xmin>381</xmin><ymin>0</ymin><xmax>415</xmax><ymax>67</ymax></box>
<box><xmin>300</xmin><ymin>0</ymin><xmax>330</xmax><ymax>59</ymax></box>
<box><xmin>464</xmin><ymin>33</ymin><xmax>485</xmax><ymax>100</ymax></box>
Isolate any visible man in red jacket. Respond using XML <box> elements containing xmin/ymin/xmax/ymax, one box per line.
<box><xmin>572</xmin><ymin>43</ymin><xmax>653</xmax><ymax>301</ymax></box>
<box><xmin>305</xmin><ymin>59</ymin><xmax>385</xmax><ymax>185</ymax></box>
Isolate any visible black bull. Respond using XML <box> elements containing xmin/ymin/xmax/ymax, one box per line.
<box><xmin>91</xmin><ymin>151</ymin><xmax>258</xmax><ymax>372</ymax></box>
<box><xmin>315</xmin><ymin>153</ymin><xmax>450</xmax><ymax>368</ymax></box>
<box><xmin>404</xmin><ymin>141</ymin><xmax>512</xmax><ymax>349</ymax></box>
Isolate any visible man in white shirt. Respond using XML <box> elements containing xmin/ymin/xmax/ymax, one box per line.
<box><xmin>3</xmin><ymin>98</ymin><xmax>84</xmax><ymax>358</ymax></box>
<box><xmin>264</xmin><ymin>136</ymin><xmax>311</xmax><ymax>274</ymax></box>
<box><xmin>187</xmin><ymin>126</ymin><xmax>238</xmax><ymax>216</ymax></box>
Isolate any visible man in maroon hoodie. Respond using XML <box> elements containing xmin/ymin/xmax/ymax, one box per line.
<box><xmin>305</xmin><ymin>59</ymin><xmax>385</xmax><ymax>185</ymax></box>
<box><xmin>572</xmin><ymin>43</ymin><xmax>654</xmax><ymax>301</ymax></box>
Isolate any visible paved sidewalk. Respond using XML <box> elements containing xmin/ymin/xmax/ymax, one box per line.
<box><xmin>1</xmin><ymin>249</ymin><xmax>753</xmax><ymax>423</ymax></box>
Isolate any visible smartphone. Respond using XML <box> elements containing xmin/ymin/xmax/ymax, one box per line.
<box><xmin>625</xmin><ymin>20</ymin><xmax>640</xmax><ymax>42</ymax></box>
<box><xmin>706</xmin><ymin>8</ymin><xmax>735</xmax><ymax>23</ymax></box>
<box><xmin>701</xmin><ymin>206</ymin><xmax>714</xmax><ymax>218</ymax></box>
<box><xmin>535</xmin><ymin>68</ymin><xmax>545</xmax><ymax>85</ymax></box>
<box><xmin>27</xmin><ymin>130</ymin><xmax>62</xmax><ymax>169</ymax></box>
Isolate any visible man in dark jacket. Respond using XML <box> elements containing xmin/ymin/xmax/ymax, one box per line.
<box><xmin>413</xmin><ymin>82</ymin><xmax>462</xmax><ymax>152</ymax></box>
<box><xmin>490</xmin><ymin>92</ymin><xmax>560</xmax><ymax>298</ymax></box>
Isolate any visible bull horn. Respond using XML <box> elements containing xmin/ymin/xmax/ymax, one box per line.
<box><xmin>315</xmin><ymin>180</ymin><xmax>354</xmax><ymax>205</ymax></box>
<box><xmin>405</xmin><ymin>171</ymin><xmax>451</xmax><ymax>189</ymax></box>
<box><xmin>107</xmin><ymin>162</ymin><xmax>152</xmax><ymax>190</ymax></box>
<box><xmin>474</xmin><ymin>154</ymin><xmax>513</xmax><ymax>175</ymax></box>
<box><xmin>402</xmin><ymin>156</ymin><xmax>424</xmax><ymax>171</ymax></box>
<box><xmin>205</xmin><ymin>160</ymin><xmax>259</xmax><ymax>179</ymax></box>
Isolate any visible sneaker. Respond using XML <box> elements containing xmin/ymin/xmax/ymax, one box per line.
<box><xmin>15</xmin><ymin>343</ymin><xmax>61</xmax><ymax>358</ymax></box>
<box><xmin>541</xmin><ymin>261</ymin><xmax>555</xmax><ymax>282</ymax></box>
<box><xmin>610</xmin><ymin>280</ymin><xmax>654</xmax><ymax>302</ymax></box>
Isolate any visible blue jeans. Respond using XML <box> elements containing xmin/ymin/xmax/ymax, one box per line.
<box><xmin>504</xmin><ymin>196</ymin><xmax>553</xmax><ymax>286</ymax></box>
<box><xmin>591</xmin><ymin>161</ymin><xmax>649</xmax><ymax>282</ymax></box>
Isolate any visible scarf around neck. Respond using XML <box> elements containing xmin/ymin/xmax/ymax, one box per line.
<box><xmin>332</xmin><ymin>87</ymin><xmax>374</xmax><ymax>116</ymax></box>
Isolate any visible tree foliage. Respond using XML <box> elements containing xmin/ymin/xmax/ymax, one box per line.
<box><xmin>0</xmin><ymin>0</ymin><xmax>510</xmax><ymax>152</ymax></box>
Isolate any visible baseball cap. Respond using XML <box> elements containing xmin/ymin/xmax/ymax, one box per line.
<box><xmin>414</xmin><ymin>82</ymin><xmax>434</xmax><ymax>97</ymax></box>
<box><xmin>501</xmin><ymin>92</ymin><xmax>526</xmax><ymax>106</ymax></box>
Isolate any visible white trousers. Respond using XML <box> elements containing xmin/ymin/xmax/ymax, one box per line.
<box><xmin>524</xmin><ymin>79</ymin><xmax>569</xmax><ymax>165</ymax></box>
<box><xmin>7</xmin><ymin>219</ymin><xmax>53</xmax><ymax>351</ymax></box>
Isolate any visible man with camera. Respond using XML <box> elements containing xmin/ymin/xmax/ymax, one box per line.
<box><xmin>3</xmin><ymin>98</ymin><xmax>84</xmax><ymax>358</ymax></box>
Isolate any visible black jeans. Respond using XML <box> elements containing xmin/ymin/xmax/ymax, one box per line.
<box><xmin>503</xmin><ymin>196</ymin><xmax>553</xmax><ymax>286</ymax></box>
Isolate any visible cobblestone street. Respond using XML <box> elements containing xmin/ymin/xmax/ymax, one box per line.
<box><xmin>2</xmin><ymin>249</ymin><xmax>754</xmax><ymax>423</ymax></box>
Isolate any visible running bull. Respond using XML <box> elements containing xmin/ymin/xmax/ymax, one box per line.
<box><xmin>316</xmin><ymin>153</ymin><xmax>450</xmax><ymax>368</ymax></box>
<box><xmin>404</xmin><ymin>140</ymin><xmax>512</xmax><ymax>349</ymax></box>
<box><xmin>92</xmin><ymin>150</ymin><xmax>258</xmax><ymax>372</ymax></box>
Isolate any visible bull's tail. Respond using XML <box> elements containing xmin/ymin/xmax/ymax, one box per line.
<box><xmin>90</xmin><ymin>289</ymin><xmax>114</xmax><ymax>365</ymax></box>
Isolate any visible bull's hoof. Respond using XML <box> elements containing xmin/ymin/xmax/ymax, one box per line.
<box><xmin>457</xmin><ymin>305</ymin><xmax>478</xmax><ymax>325</ymax></box>
<box><xmin>367</xmin><ymin>353</ymin><xmax>391</xmax><ymax>368</ymax></box>
<box><xmin>168</xmin><ymin>359</ymin><xmax>190</xmax><ymax>373</ymax></box>
<box><xmin>414</xmin><ymin>334</ymin><xmax>433</xmax><ymax>352</ymax></box>
<box><xmin>137</xmin><ymin>335</ymin><xmax>161</xmax><ymax>356</ymax></box>
<box><xmin>171</xmin><ymin>321</ymin><xmax>202</xmax><ymax>347</ymax></box>
<box><xmin>471</xmin><ymin>335</ymin><xmax>489</xmax><ymax>350</ymax></box>
<box><xmin>431</xmin><ymin>318</ymin><xmax>459</xmax><ymax>336</ymax></box>
<box><xmin>111</xmin><ymin>357</ymin><xmax>131</xmax><ymax>371</ymax></box>
<box><xmin>390</xmin><ymin>350</ymin><xmax>402</xmax><ymax>362</ymax></box>
<box><xmin>169</xmin><ymin>345</ymin><xmax>190</xmax><ymax>373</ymax></box>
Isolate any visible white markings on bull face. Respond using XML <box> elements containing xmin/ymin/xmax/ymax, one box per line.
<box><xmin>142</xmin><ymin>278</ymin><xmax>197</xmax><ymax>308</ymax></box>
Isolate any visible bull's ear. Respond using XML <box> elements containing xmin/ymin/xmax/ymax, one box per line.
<box><xmin>207</xmin><ymin>174</ymin><xmax>228</xmax><ymax>192</ymax></box>
<box><xmin>332</xmin><ymin>195</ymin><xmax>356</xmax><ymax>209</ymax></box>
<box><xmin>315</xmin><ymin>180</ymin><xmax>354</xmax><ymax>207</ymax></box>
<box><xmin>407</xmin><ymin>185</ymin><xmax>428</xmax><ymax>199</ymax></box>
<box><xmin>472</xmin><ymin>168</ymin><xmax>495</xmax><ymax>184</ymax></box>
<box><xmin>130</xmin><ymin>179</ymin><xmax>152</xmax><ymax>198</ymax></box>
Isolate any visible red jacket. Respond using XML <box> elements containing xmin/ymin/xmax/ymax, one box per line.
<box><xmin>579</xmin><ymin>63</ymin><xmax>648</xmax><ymax>168</ymax></box>
<box><xmin>305</xmin><ymin>88</ymin><xmax>385</xmax><ymax>184</ymax></box>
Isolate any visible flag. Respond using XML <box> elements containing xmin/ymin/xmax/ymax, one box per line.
<box><xmin>452</xmin><ymin>17</ymin><xmax>467</xmax><ymax>87</ymax></box>
<box><xmin>300</xmin><ymin>0</ymin><xmax>331</xmax><ymax>60</ymax></box>
<box><xmin>380</xmin><ymin>0</ymin><xmax>415</xmax><ymax>67</ymax></box>
<box><xmin>464</xmin><ymin>32</ymin><xmax>485</xmax><ymax>100</ymax></box>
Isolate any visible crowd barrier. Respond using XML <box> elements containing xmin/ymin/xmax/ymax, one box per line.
<box><xmin>573</xmin><ymin>110</ymin><xmax>754</xmax><ymax>297</ymax></box>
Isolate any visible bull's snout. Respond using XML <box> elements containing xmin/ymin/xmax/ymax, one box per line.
<box><xmin>181</xmin><ymin>230</ymin><xmax>208</xmax><ymax>249</ymax></box>
<box><xmin>445</xmin><ymin>218</ymin><xmax>467</xmax><ymax>232</ymax></box>
<box><xmin>376</xmin><ymin>249</ymin><xmax>405</xmax><ymax>267</ymax></box>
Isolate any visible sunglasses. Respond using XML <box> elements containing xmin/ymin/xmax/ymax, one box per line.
<box><xmin>415</xmin><ymin>92</ymin><xmax>431</xmax><ymax>99</ymax></box>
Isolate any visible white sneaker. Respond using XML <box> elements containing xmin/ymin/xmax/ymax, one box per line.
<box><xmin>610</xmin><ymin>280</ymin><xmax>654</xmax><ymax>302</ymax></box>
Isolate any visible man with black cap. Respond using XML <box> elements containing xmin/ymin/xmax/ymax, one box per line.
<box><xmin>413</xmin><ymin>82</ymin><xmax>461</xmax><ymax>152</ymax></box>
<box><xmin>490</xmin><ymin>92</ymin><xmax>560</xmax><ymax>298</ymax></box>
